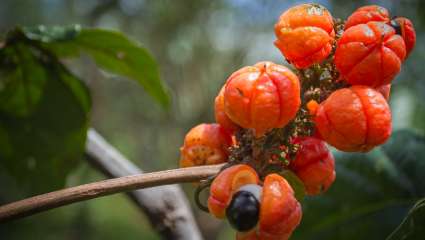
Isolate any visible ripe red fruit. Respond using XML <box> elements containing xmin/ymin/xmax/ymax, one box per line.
<box><xmin>315</xmin><ymin>86</ymin><xmax>392</xmax><ymax>152</ymax></box>
<box><xmin>290</xmin><ymin>137</ymin><xmax>335</xmax><ymax>195</ymax></box>
<box><xmin>208</xmin><ymin>164</ymin><xmax>260</xmax><ymax>218</ymax></box>
<box><xmin>224</xmin><ymin>61</ymin><xmax>301</xmax><ymax>137</ymax></box>
<box><xmin>391</xmin><ymin>17</ymin><xmax>416</xmax><ymax>57</ymax></box>
<box><xmin>180</xmin><ymin>123</ymin><xmax>232</xmax><ymax>168</ymax></box>
<box><xmin>237</xmin><ymin>174</ymin><xmax>302</xmax><ymax>240</ymax></box>
<box><xmin>215</xmin><ymin>86</ymin><xmax>240</xmax><ymax>134</ymax></box>
<box><xmin>335</xmin><ymin>21</ymin><xmax>406</xmax><ymax>87</ymax></box>
<box><xmin>344</xmin><ymin>5</ymin><xmax>390</xmax><ymax>29</ymax></box>
<box><xmin>274</xmin><ymin>4</ymin><xmax>334</xmax><ymax>69</ymax></box>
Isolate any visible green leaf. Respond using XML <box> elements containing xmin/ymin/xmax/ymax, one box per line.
<box><xmin>0</xmin><ymin>43</ymin><xmax>47</xmax><ymax>117</ymax></box>
<box><xmin>77</xmin><ymin>29</ymin><xmax>170</xmax><ymax>107</ymax></box>
<box><xmin>382</xmin><ymin>129</ymin><xmax>425</xmax><ymax>195</ymax></box>
<box><xmin>387</xmin><ymin>198</ymin><xmax>425</xmax><ymax>240</ymax></box>
<box><xmin>24</xmin><ymin>26</ymin><xmax>170</xmax><ymax>108</ymax></box>
<box><xmin>280</xmin><ymin>170</ymin><xmax>305</xmax><ymax>202</ymax></box>
<box><xmin>55</xmin><ymin>62</ymin><xmax>91</xmax><ymax>113</ymax></box>
<box><xmin>0</xmin><ymin>50</ymin><xmax>90</xmax><ymax>195</ymax></box>
<box><xmin>292</xmin><ymin>130</ymin><xmax>425</xmax><ymax>240</ymax></box>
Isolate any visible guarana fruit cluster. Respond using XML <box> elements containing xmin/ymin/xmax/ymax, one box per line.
<box><xmin>179</xmin><ymin>4</ymin><xmax>415</xmax><ymax>240</ymax></box>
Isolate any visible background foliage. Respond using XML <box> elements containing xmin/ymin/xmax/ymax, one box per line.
<box><xmin>0</xmin><ymin>0</ymin><xmax>424</xmax><ymax>239</ymax></box>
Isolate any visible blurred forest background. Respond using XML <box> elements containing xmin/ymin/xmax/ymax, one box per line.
<box><xmin>0</xmin><ymin>0</ymin><xmax>424</xmax><ymax>239</ymax></box>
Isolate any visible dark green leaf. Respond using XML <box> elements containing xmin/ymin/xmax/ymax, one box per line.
<box><xmin>56</xmin><ymin>63</ymin><xmax>91</xmax><ymax>113</ymax></box>
<box><xmin>382</xmin><ymin>129</ymin><xmax>425</xmax><ymax>196</ymax></box>
<box><xmin>0</xmin><ymin>53</ymin><xmax>90</xmax><ymax>195</ymax></box>
<box><xmin>0</xmin><ymin>44</ymin><xmax>47</xmax><ymax>117</ymax></box>
<box><xmin>29</xmin><ymin>26</ymin><xmax>170</xmax><ymax>108</ymax></box>
<box><xmin>387</xmin><ymin>198</ymin><xmax>425</xmax><ymax>240</ymax></box>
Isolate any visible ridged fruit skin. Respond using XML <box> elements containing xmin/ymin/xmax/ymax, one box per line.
<box><xmin>274</xmin><ymin>4</ymin><xmax>334</xmax><ymax>69</ymax></box>
<box><xmin>215</xmin><ymin>86</ymin><xmax>240</xmax><ymax>134</ymax></box>
<box><xmin>224</xmin><ymin>61</ymin><xmax>301</xmax><ymax>137</ymax></box>
<box><xmin>315</xmin><ymin>86</ymin><xmax>392</xmax><ymax>152</ymax></box>
<box><xmin>259</xmin><ymin>174</ymin><xmax>302</xmax><ymax>240</ymax></box>
<box><xmin>208</xmin><ymin>164</ymin><xmax>259</xmax><ymax>218</ymax></box>
<box><xmin>290</xmin><ymin>137</ymin><xmax>335</xmax><ymax>195</ymax></box>
<box><xmin>237</xmin><ymin>174</ymin><xmax>302</xmax><ymax>240</ymax></box>
<box><xmin>180</xmin><ymin>123</ymin><xmax>232</xmax><ymax>168</ymax></box>
<box><xmin>335</xmin><ymin>21</ymin><xmax>406</xmax><ymax>87</ymax></box>
<box><xmin>344</xmin><ymin>5</ymin><xmax>390</xmax><ymax>29</ymax></box>
<box><xmin>392</xmin><ymin>17</ymin><xmax>416</xmax><ymax>57</ymax></box>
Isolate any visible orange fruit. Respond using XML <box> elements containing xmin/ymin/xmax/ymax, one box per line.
<box><xmin>208</xmin><ymin>164</ymin><xmax>259</xmax><ymax>218</ymax></box>
<box><xmin>180</xmin><ymin>123</ymin><xmax>232</xmax><ymax>168</ymax></box>
<box><xmin>258</xmin><ymin>174</ymin><xmax>302</xmax><ymax>240</ymax></box>
<box><xmin>345</xmin><ymin>5</ymin><xmax>390</xmax><ymax>29</ymax></box>
<box><xmin>391</xmin><ymin>17</ymin><xmax>416</xmax><ymax>57</ymax></box>
<box><xmin>315</xmin><ymin>86</ymin><xmax>392</xmax><ymax>152</ymax></box>
<box><xmin>274</xmin><ymin>4</ymin><xmax>334</xmax><ymax>68</ymax></box>
<box><xmin>215</xmin><ymin>86</ymin><xmax>240</xmax><ymax>134</ymax></box>
<box><xmin>335</xmin><ymin>21</ymin><xmax>406</xmax><ymax>87</ymax></box>
<box><xmin>224</xmin><ymin>61</ymin><xmax>300</xmax><ymax>137</ymax></box>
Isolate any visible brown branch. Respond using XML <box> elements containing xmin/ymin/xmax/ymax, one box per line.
<box><xmin>0</xmin><ymin>163</ymin><xmax>222</xmax><ymax>224</ymax></box>
<box><xmin>85</xmin><ymin>129</ymin><xmax>205</xmax><ymax>240</ymax></box>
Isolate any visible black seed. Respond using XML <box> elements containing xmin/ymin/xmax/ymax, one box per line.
<box><xmin>226</xmin><ymin>190</ymin><xmax>260</xmax><ymax>232</ymax></box>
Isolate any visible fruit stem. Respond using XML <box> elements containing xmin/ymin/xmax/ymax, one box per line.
<box><xmin>0</xmin><ymin>164</ymin><xmax>224</xmax><ymax>223</ymax></box>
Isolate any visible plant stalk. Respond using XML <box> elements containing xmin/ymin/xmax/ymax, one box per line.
<box><xmin>0</xmin><ymin>164</ymin><xmax>223</xmax><ymax>223</ymax></box>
